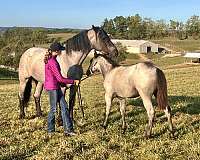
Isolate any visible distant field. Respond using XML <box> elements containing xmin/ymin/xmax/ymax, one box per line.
<box><xmin>0</xmin><ymin>55</ymin><xmax>200</xmax><ymax>159</ymax></box>
<box><xmin>48</xmin><ymin>32</ymin><xmax>77</xmax><ymax>42</ymax></box>
<box><xmin>152</xmin><ymin>38</ymin><xmax>200</xmax><ymax>52</ymax></box>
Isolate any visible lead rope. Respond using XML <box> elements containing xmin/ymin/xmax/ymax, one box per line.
<box><xmin>76</xmin><ymin>73</ymin><xmax>100</xmax><ymax>119</ymax></box>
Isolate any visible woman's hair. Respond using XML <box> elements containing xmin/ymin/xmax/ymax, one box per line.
<box><xmin>44</xmin><ymin>49</ymin><xmax>52</xmax><ymax>64</ymax></box>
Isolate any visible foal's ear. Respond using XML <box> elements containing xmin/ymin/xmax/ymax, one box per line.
<box><xmin>92</xmin><ymin>25</ymin><xmax>95</xmax><ymax>29</ymax></box>
<box><xmin>94</xmin><ymin>50</ymin><xmax>98</xmax><ymax>58</ymax></box>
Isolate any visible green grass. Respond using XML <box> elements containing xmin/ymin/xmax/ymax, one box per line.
<box><xmin>0</xmin><ymin>68</ymin><xmax>18</xmax><ymax>80</ymax></box>
<box><xmin>152</xmin><ymin>38</ymin><xmax>200</xmax><ymax>52</ymax></box>
<box><xmin>0</xmin><ymin>56</ymin><xmax>200</xmax><ymax>159</ymax></box>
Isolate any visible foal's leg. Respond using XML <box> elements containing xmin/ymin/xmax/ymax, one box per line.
<box><xmin>119</xmin><ymin>99</ymin><xmax>126</xmax><ymax>133</ymax></box>
<box><xmin>103</xmin><ymin>93</ymin><xmax>112</xmax><ymax>129</ymax></box>
<box><xmin>140</xmin><ymin>93</ymin><xmax>155</xmax><ymax>138</ymax></box>
<box><xmin>33</xmin><ymin>82</ymin><xmax>43</xmax><ymax>117</ymax></box>
<box><xmin>18</xmin><ymin>79</ymin><xmax>28</xmax><ymax>119</ymax></box>
<box><xmin>164</xmin><ymin>105</ymin><xmax>174</xmax><ymax>136</ymax></box>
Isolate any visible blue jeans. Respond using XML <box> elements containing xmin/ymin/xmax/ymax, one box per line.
<box><xmin>47</xmin><ymin>88</ymin><xmax>73</xmax><ymax>133</ymax></box>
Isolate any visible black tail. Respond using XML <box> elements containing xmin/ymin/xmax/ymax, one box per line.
<box><xmin>24</xmin><ymin>77</ymin><xmax>32</xmax><ymax>107</ymax></box>
<box><xmin>156</xmin><ymin>68</ymin><xmax>168</xmax><ymax>110</ymax></box>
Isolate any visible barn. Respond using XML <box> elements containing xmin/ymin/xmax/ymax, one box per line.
<box><xmin>183</xmin><ymin>52</ymin><xmax>200</xmax><ymax>63</ymax></box>
<box><xmin>111</xmin><ymin>39</ymin><xmax>159</xmax><ymax>54</ymax></box>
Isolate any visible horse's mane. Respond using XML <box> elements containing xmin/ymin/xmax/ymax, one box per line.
<box><xmin>64</xmin><ymin>30</ymin><xmax>91</xmax><ymax>54</ymax></box>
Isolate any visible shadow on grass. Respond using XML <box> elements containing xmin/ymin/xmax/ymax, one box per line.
<box><xmin>169</xmin><ymin>96</ymin><xmax>200</xmax><ymax>115</ymax></box>
<box><xmin>128</xmin><ymin>95</ymin><xmax>200</xmax><ymax>115</ymax></box>
<box><xmin>1</xmin><ymin>146</ymin><xmax>37</xmax><ymax>160</ymax></box>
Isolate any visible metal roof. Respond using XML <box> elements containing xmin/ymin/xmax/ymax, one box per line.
<box><xmin>183</xmin><ymin>53</ymin><xmax>200</xmax><ymax>58</ymax></box>
<box><xmin>111</xmin><ymin>39</ymin><xmax>158</xmax><ymax>47</ymax></box>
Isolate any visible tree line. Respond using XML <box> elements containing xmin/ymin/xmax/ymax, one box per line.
<box><xmin>102</xmin><ymin>14</ymin><xmax>200</xmax><ymax>40</ymax></box>
<box><xmin>0</xmin><ymin>28</ymin><xmax>49</xmax><ymax>70</ymax></box>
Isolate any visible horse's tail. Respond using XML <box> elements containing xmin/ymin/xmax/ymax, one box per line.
<box><xmin>24</xmin><ymin>77</ymin><xmax>32</xmax><ymax>107</ymax></box>
<box><xmin>155</xmin><ymin>68</ymin><xmax>168</xmax><ymax>110</ymax></box>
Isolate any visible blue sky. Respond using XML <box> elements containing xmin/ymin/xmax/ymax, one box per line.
<box><xmin>0</xmin><ymin>0</ymin><xmax>200</xmax><ymax>29</ymax></box>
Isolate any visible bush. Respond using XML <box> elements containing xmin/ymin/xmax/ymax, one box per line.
<box><xmin>115</xmin><ymin>42</ymin><xmax>129</xmax><ymax>63</ymax></box>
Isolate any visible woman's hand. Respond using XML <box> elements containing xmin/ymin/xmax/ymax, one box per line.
<box><xmin>74</xmin><ymin>80</ymin><xmax>80</xmax><ymax>86</ymax></box>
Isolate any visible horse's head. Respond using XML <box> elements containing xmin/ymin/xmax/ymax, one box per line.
<box><xmin>87</xmin><ymin>25</ymin><xmax>118</xmax><ymax>59</ymax></box>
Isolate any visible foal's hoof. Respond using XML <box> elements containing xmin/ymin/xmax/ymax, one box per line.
<box><xmin>19</xmin><ymin>114</ymin><xmax>25</xmax><ymax>119</ymax></box>
<box><xmin>101</xmin><ymin>124</ymin><xmax>107</xmax><ymax>130</ymax></box>
<box><xmin>121</xmin><ymin>128</ymin><xmax>126</xmax><ymax>134</ymax></box>
<box><xmin>169</xmin><ymin>129</ymin><xmax>176</xmax><ymax>139</ymax></box>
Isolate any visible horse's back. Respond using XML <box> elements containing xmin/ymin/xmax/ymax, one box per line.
<box><xmin>19</xmin><ymin>47</ymin><xmax>47</xmax><ymax>81</ymax></box>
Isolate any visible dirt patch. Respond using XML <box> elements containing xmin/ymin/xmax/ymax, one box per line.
<box><xmin>165</xmin><ymin>62</ymin><xmax>200</xmax><ymax>70</ymax></box>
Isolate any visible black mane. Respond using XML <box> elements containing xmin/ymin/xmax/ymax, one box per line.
<box><xmin>64</xmin><ymin>30</ymin><xmax>91</xmax><ymax>54</ymax></box>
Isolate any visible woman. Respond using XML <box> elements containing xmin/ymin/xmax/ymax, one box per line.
<box><xmin>44</xmin><ymin>42</ymin><xmax>79</xmax><ymax>136</ymax></box>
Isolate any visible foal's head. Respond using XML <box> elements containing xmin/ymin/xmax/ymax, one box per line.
<box><xmin>86</xmin><ymin>51</ymin><xmax>118</xmax><ymax>76</ymax></box>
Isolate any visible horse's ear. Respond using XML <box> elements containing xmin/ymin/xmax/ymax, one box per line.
<box><xmin>92</xmin><ymin>25</ymin><xmax>96</xmax><ymax>30</ymax></box>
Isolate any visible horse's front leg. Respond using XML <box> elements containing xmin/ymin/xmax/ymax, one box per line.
<box><xmin>103</xmin><ymin>93</ymin><xmax>112</xmax><ymax>130</ymax></box>
<box><xmin>18</xmin><ymin>79</ymin><xmax>29</xmax><ymax>119</ymax></box>
<box><xmin>119</xmin><ymin>99</ymin><xmax>126</xmax><ymax>133</ymax></box>
<box><xmin>33</xmin><ymin>82</ymin><xmax>43</xmax><ymax>117</ymax></box>
<box><xmin>69</xmin><ymin>85</ymin><xmax>77</xmax><ymax>121</ymax></box>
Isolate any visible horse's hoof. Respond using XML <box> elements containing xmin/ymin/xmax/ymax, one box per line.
<box><xmin>144</xmin><ymin>132</ymin><xmax>151</xmax><ymax>139</ymax></box>
<box><xmin>36</xmin><ymin>113</ymin><xmax>42</xmax><ymax>117</ymax></box>
<box><xmin>57</xmin><ymin>120</ymin><xmax>63</xmax><ymax>126</ymax></box>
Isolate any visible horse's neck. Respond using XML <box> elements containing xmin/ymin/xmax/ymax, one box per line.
<box><xmin>99</xmin><ymin>62</ymin><xmax>113</xmax><ymax>79</ymax></box>
<box><xmin>58</xmin><ymin>50</ymin><xmax>88</xmax><ymax>76</ymax></box>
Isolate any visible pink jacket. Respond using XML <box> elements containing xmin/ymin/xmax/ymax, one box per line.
<box><xmin>44</xmin><ymin>56</ymin><xmax>74</xmax><ymax>90</ymax></box>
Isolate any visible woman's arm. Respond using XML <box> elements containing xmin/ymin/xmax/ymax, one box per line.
<box><xmin>48</xmin><ymin>59</ymin><xmax>74</xmax><ymax>84</ymax></box>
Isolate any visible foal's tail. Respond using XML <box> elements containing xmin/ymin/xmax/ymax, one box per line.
<box><xmin>155</xmin><ymin>68</ymin><xmax>168</xmax><ymax>110</ymax></box>
<box><xmin>23</xmin><ymin>77</ymin><xmax>32</xmax><ymax>107</ymax></box>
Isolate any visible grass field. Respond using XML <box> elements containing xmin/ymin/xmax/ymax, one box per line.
<box><xmin>152</xmin><ymin>38</ymin><xmax>200</xmax><ymax>52</ymax></box>
<box><xmin>0</xmin><ymin>55</ymin><xmax>200</xmax><ymax>159</ymax></box>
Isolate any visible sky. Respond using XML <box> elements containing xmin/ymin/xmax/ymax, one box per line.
<box><xmin>0</xmin><ymin>0</ymin><xmax>200</xmax><ymax>29</ymax></box>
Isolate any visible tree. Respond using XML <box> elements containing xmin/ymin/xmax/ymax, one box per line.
<box><xmin>186</xmin><ymin>15</ymin><xmax>200</xmax><ymax>39</ymax></box>
<box><xmin>113</xmin><ymin>16</ymin><xmax>128</xmax><ymax>39</ymax></box>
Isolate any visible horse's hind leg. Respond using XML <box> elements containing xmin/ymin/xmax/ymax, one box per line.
<box><xmin>33</xmin><ymin>82</ymin><xmax>43</xmax><ymax>117</ymax></box>
<box><xmin>140</xmin><ymin>93</ymin><xmax>155</xmax><ymax>138</ymax></box>
<box><xmin>103</xmin><ymin>93</ymin><xmax>112</xmax><ymax>129</ymax></box>
<box><xmin>119</xmin><ymin>99</ymin><xmax>126</xmax><ymax>133</ymax></box>
<box><xmin>164</xmin><ymin>105</ymin><xmax>174</xmax><ymax>137</ymax></box>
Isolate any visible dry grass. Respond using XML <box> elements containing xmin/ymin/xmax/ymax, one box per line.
<box><xmin>0</xmin><ymin>56</ymin><xmax>200</xmax><ymax>159</ymax></box>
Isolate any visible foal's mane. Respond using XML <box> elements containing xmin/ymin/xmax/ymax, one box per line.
<box><xmin>64</xmin><ymin>30</ymin><xmax>91</xmax><ymax>54</ymax></box>
<box><xmin>97</xmin><ymin>54</ymin><xmax>119</xmax><ymax>68</ymax></box>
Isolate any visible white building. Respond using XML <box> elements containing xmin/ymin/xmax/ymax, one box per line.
<box><xmin>111</xmin><ymin>39</ymin><xmax>159</xmax><ymax>54</ymax></box>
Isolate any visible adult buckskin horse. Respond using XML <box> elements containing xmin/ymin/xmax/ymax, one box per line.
<box><xmin>86</xmin><ymin>53</ymin><xmax>174</xmax><ymax>138</ymax></box>
<box><xmin>18</xmin><ymin>25</ymin><xmax>118</xmax><ymax>120</ymax></box>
